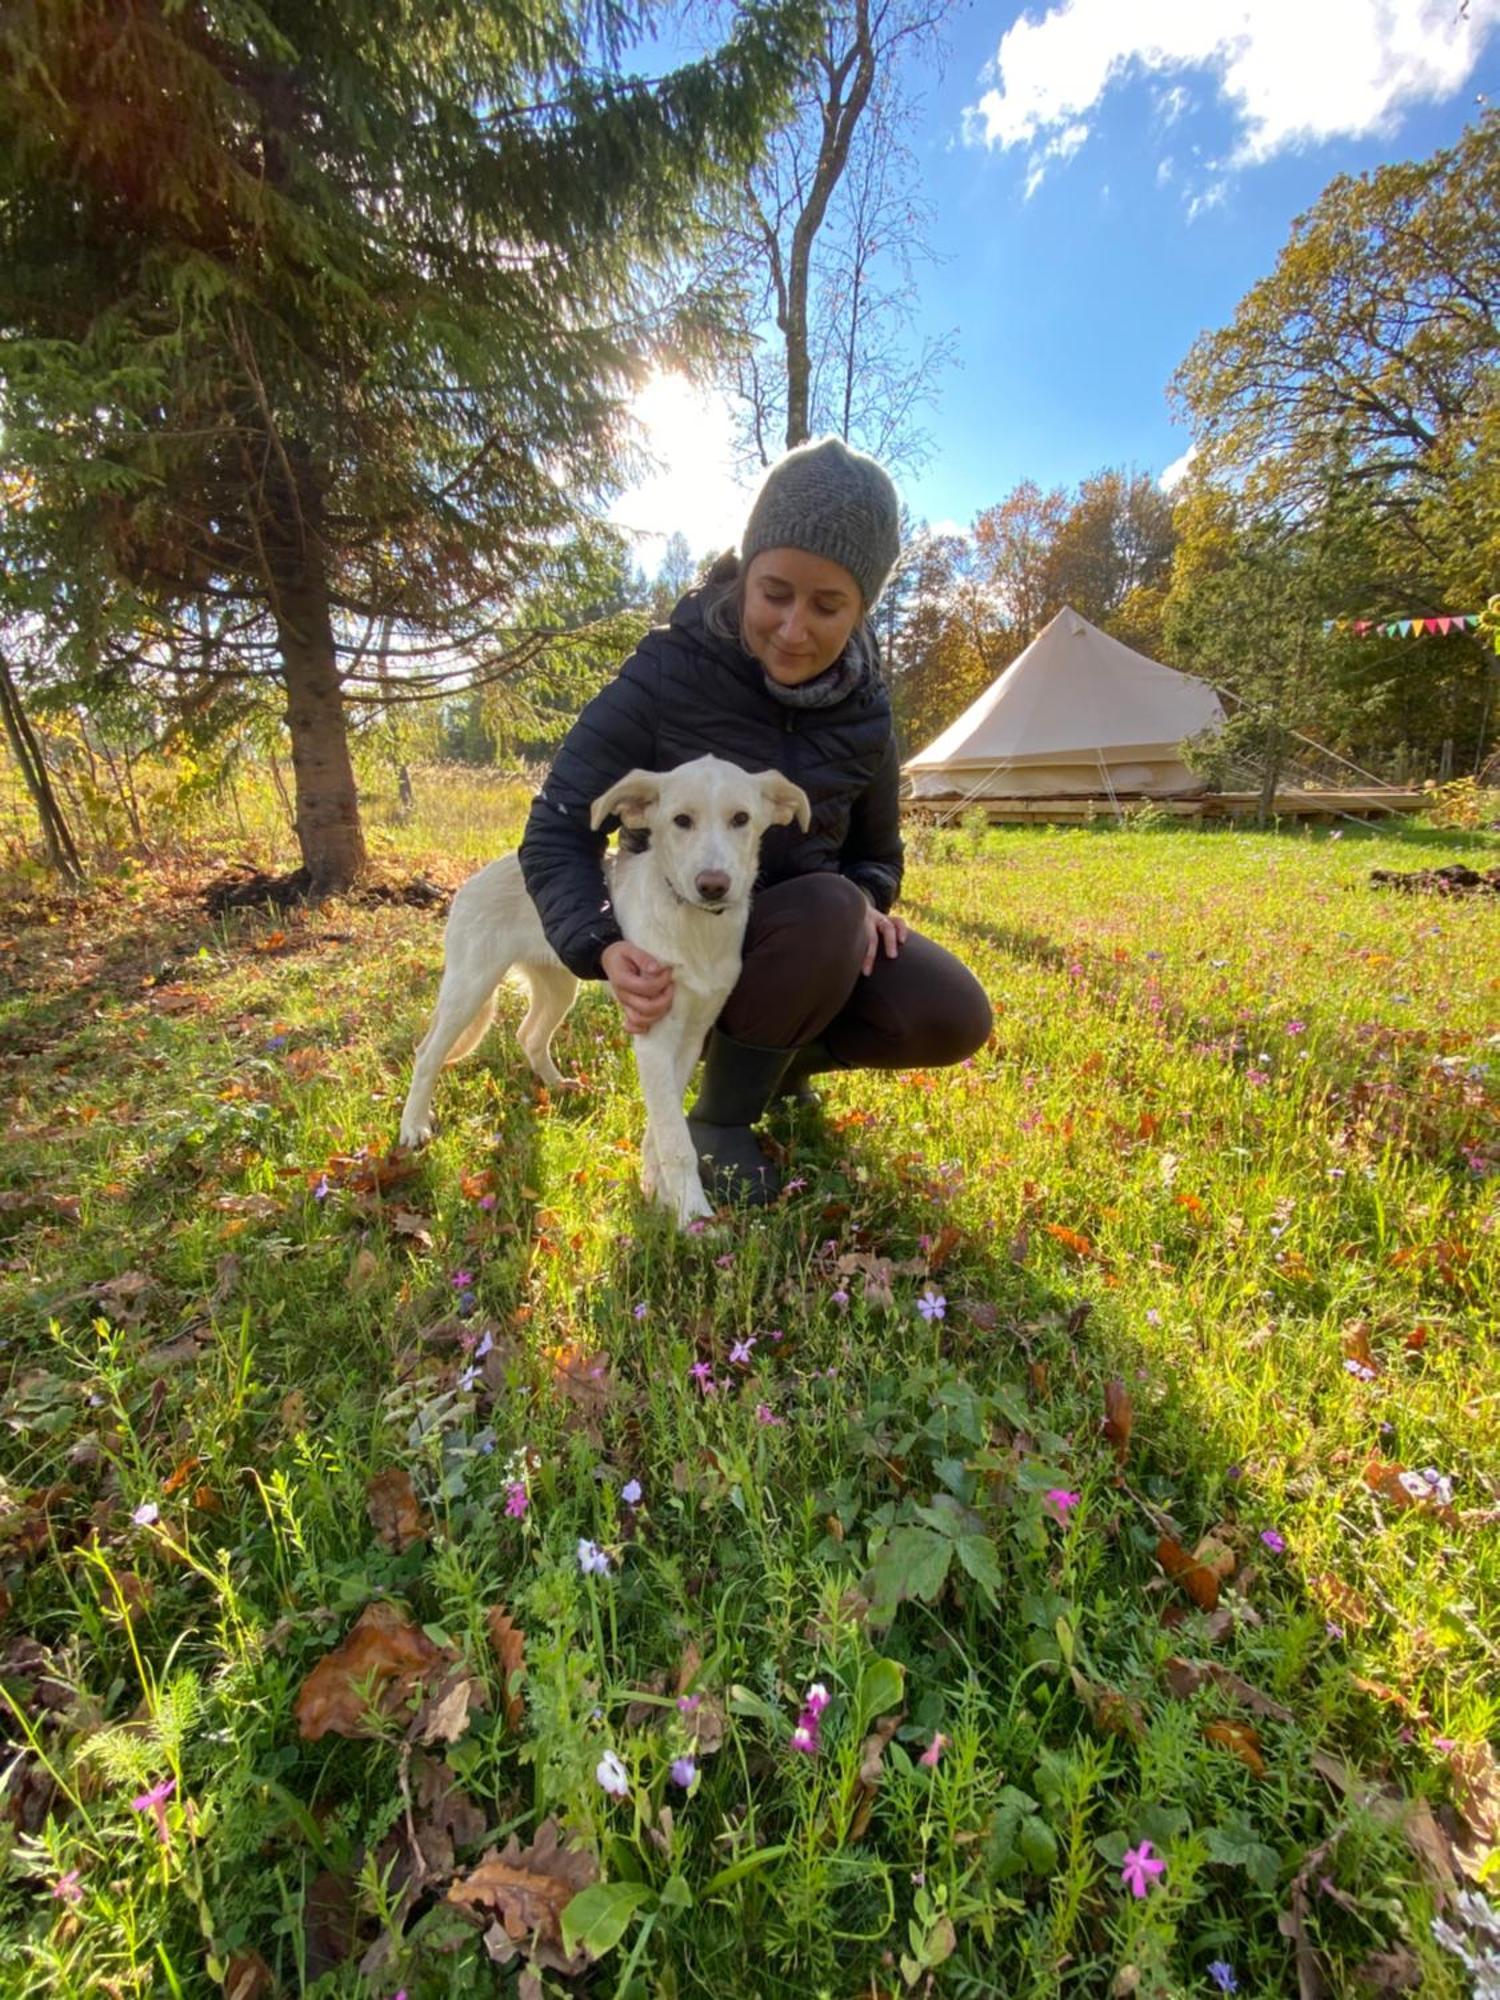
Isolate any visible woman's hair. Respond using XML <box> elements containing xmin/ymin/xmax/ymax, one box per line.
<box><xmin>699</xmin><ymin>552</ymin><xmax>878</xmax><ymax>676</ymax></box>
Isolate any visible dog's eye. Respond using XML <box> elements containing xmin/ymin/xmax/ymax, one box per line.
<box><xmin>730</xmin><ymin>811</ymin><xmax>750</xmax><ymax>827</ymax></box>
<box><xmin>672</xmin><ymin>813</ymin><xmax>693</xmax><ymax>829</ymax></box>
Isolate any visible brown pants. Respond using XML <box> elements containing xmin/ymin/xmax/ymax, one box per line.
<box><xmin>718</xmin><ymin>874</ymin><xmax>993</xmax><ymax>1067</ymax></box>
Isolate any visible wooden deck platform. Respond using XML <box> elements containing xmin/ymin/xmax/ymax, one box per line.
<box><xmin>902</xmin><ymin>788</ymin><xmax>1427</xmax><ymax>825</ymax></box>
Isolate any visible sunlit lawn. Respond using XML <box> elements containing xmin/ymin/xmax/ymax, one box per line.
<box><xmin>1</xmin><ymin>768</ymin><xmax>1496</xmax><ymax>1997</ymax></box>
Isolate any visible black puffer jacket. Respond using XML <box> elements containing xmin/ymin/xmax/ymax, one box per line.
<box><xmin>520</xmin><ymin>582</ymin><xmax>902</xmax><ymax>980</ymax></box>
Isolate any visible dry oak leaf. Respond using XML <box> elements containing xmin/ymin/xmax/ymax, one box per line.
<box><xmin>366</xmin><ymin>1468</ymin><xmax>429</xmax><ymax>1554</ymax></box>
<box><xmin>1162</xmin><ymin>1657</ymin><xmax>1295</xmax><ymax>1723</ymax></box>
<box><xmin>1445</xmin><ymin>1738</ymin><xmax>1500</xmax><ymax>1882</ymax></box>
<box><xmin>293</xmin><ymin>1601</ymin><xmax>454</xmax><ymax>1740</ymax></box>
<box><xmin>447</xmin><ymin>1817</ymin><xmax>598</xmax><ymax>1974</ymax></box>
<box><xmin>1203</xmin><ymin>1718</ymin><xmax>1268</xmax><ymax>1778</ymax></box>
<box><xmin>406</xmin><ymin>1751</ymin><xmax>487</xmax><ymax>1885</ymax></box>
<box><xmin>1309</xmin><ymin>1572</ymin><xmax>1372</xmax><ymax>1630</ymax></box>
<box><xmin>486</xmin><ymin>1606</ymin><xmax>526</xmax><ymax>1732</ymax></box>
<box><xmin>1363</xmin><ymin>1457</ymin><xmax>1459</xmax><ymax>1527</ymax></box>
<box><xmin>1156</xmin><ymin>1535</ymin><xmax>1220</xmax><ymax>1612</ymax></box>
<box><xmin>847</xmin><ymin>1712</ymin><xmax>904</xmax><ymax>1842</ymax></box>
<box><xmin>414</xmin><ymin>1667</ymin><xmax>482</xmax><ymax>1747</ymax></box>
<box><xmin>1102</xmin><ymin>1379</ymin><xmax>1133</xmax><ymax>1463</ymax></box>
<box><xmin>222</xmin><ymin>1951</ymin><xmax>276</xmax><ymax>2000</ymax></box>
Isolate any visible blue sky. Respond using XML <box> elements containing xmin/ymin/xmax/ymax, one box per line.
<box><xmin>611</xmin><ymin>0</ymin><xmax>1499</xmax><ymax>565</ymax></box>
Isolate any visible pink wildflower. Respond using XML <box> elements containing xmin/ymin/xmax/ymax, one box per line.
<box><xmin>130</xmin><ymin>1776</ymin><xmax>175</xmax><ymax>1845</ymax></box>
<box><xmin>919</xmin><ymin>1733</ymin><xmax>949</xmax><ymax>1768</ymax></box>
<box><xmin>504</xmin><ymin>1481</ymin><xmax>529</xmax><ymax>1518</ymax></box>
<box><xmin>1120</xmin><ymin>1840</ymin><xmax>1165</xmax><ymax>1897</ymax></box>
<box><xmin>1044</xmin><ymin>1488</ymin><xmax>1081</xmax><ymax>1520</ymax></box>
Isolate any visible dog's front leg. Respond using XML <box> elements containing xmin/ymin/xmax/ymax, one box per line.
<box><xmin>633</xmin><ymin>1030</ymin><xmax>713</xmax><ymax>1227</ymax></box>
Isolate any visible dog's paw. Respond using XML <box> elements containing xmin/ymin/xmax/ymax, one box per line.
<box><xmin>398</xmin><ymin>1115</ymin><xmax>434</xmax><ymax>1148</ymax></box>
<box><xmin>670</xmin><ymin>1179</ymin><xmax>716</xmax><ymax>1229</ymax></box>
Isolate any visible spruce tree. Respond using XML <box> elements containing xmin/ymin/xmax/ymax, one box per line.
<box><xmin>1</xmin><ymin>0</ymin><xmax>818</xmax><ymax>890</ymax></box>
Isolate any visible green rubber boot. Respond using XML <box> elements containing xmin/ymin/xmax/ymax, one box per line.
<box><xmin>687</xmin><ymin>1032</ymin><xmax>793</xmax><ymax>1207</ymax></box>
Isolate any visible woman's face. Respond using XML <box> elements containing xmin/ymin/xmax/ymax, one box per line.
<box><xmin>741</xmin><ymin>548</ymin><xmax>862</xmax><ymax>687</ymax></box>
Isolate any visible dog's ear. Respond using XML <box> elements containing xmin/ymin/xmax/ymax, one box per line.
<box><xmin>756</xmin><ymin>773</ymin><xmax>812</xmax><ymax>832</ymax></box>
<box><xmin>590</xmin><ymin>770</ymin><xmax>661</xmax><ymax>831</ymax></box>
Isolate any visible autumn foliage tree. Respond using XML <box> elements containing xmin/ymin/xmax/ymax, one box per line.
<box><xmin>0</xmin><ymin>0</ymin><xmax>818</xmax><ymax>891</ymax></box>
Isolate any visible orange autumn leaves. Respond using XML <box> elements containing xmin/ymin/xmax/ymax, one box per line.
<box><xmin>292</xmin><ymin>1467</ymin><xmax>526</xmax><ymax>1746</ymax></box>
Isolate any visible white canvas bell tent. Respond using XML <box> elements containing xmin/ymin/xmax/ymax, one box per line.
<box><xmin>904</xmin><ymin>607</ymin><xmax>1226</xmax><ymax>800</ymax></box>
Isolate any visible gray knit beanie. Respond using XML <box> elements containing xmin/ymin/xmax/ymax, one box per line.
<box><xmin>740</xmin><ymin>437</ymin><xmax>902</xmax><ymax>609</ymax></box>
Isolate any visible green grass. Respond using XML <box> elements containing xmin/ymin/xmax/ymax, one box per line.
<box><xmin>1</xmin><ymin>770</ymin><xmax>1497</xmax><ymax>1998</ymax></box>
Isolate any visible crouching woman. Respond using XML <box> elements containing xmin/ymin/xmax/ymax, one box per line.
<box><xmin>519</xmin><ymin>436</ymin><xmax>993</xmax><ymax>1203</ymax></box>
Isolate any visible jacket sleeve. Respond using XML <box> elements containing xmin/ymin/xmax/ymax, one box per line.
<box><xmin>839</xmin><ymin>733</ymin><xmax>904</xmax><ymax>912</ymax></box>
<box><xmin>519</xmin><ymin>645</ymin><xmax>661</xmax><ymax>979</ymax></box>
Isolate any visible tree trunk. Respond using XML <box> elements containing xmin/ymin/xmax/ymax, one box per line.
<box><xmin>263</xmin><ymin>443</ymin><xmax>366</xmax><ymax>896</ymax></box>
<box><xmin>0</xmin><ymin>651</ymin><xmax>85</xmax><ymax>883</ymax></box>
<box><xmin>273</xmin><ymin>562</ymin><xmax>366</xmax><ymax>895</ymax></box>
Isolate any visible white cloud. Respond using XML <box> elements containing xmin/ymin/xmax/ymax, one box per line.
<box><xmin>1156</xmin><ymin>155</ymin><xmax>1175</xmax><ymax>185</ymax></box>
<box><xmin>608</xmin><ymin>372</ymin><xmax>754</xmax><ymax>566</ymax></box>
<box><xmin>1185</xmin><ymin>177</ymin><xmax>1229</xmax><ymax>220</ymax></box>
<box><xmin>1156</xmin><ymin>83</ymin><xmax>1190</xmax><ymax>124</ymax></box>
<box><xmin>1159</xmin><ymin>440</ymin><xmax>1198</xmax><ymax>491</ymax></box>
<box><xmin>1021</xmin><ymin>117</ymin><xmax>1091</xmax><ymax>198</ymax></box>
<box><xmin>965</xmin><ymin>0</ymin><xmax>1500</xmax><ymax>168</ymax></box>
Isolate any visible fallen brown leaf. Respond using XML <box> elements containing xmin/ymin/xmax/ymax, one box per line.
<box><xmin>486</xmin><ymin>1607</ymin><xmax>526</xmax><ymax>1732</ymax></box>
<box><xmin>414</xmin><ymin>1668</ymin><xmax>480</xmax><ymax>1747</ymax></box>
<box><xmin>1309</xmin><ymin>1572</ymin><xmax>1372</xmax><ymax>1629</ymax></box>
<box><xmin>847</xmin><ymin>1712</ymin><xmax>903</xmax><ymax>1841</ymax></box>
<box><xmin>448</xmin><ymin>1817</ymin><xmax>598</xmax><ymax>1974</ymax></box>
<box><xmin>1446</xmin><ymin>1737</ymin><xmax>1500</xmax><ymax>1882</ymax></box>
<box><xmin>1203</xmin><ymin>1718</ymin><xmax>1267</xmax><ymax>1778</ymax></box>
<box><xmin>1162</xmin><ymin>1657</ymin><xmax>1295</xmax><ymax>1723</ymax></box>
<box><xmin>222</xmin><ymin>1950</ymin><xmax>276</xmax><ymax>2000</ymax></box>
<box><xmin>1156</xmin><ymin>1536</ymin><xmax>1219</xmax><ymax>1611</ymax></box>
<box><xmin>366</xmin><ymin>1468</ymin><xmax>429</xmax><ymax>1554</ymax></box>
<box><xmin>1103</xmin><ymin>1379</ymin><xmax>1133</xmax><ymax>1463</ymax></box>
<box><xmin>293</xmin><ymin>1602</ymin><xmax>454</xmax><ymax>1740</ymax></box>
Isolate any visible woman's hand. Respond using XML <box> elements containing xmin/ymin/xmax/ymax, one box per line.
<box><xmin>860</xmin><ymin>905</ymin><xmax>908</xmax><ymax>976</ymax></box>
<box><xmin>601</xmin><ymin>939</ymin><xmax>675</xmax><ymax>1035</ymax></box>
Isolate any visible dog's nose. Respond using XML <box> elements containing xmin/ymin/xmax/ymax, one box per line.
<box><xmin>695</xmin><ymin>870</ymin><xmax>731</xmax><ymax>903</ymax></box>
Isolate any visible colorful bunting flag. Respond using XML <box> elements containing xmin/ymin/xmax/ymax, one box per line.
<box><xmin>1321</xmin><ymin>612</ymin><xmax>1480</xmax><ymax>637</ymax></box>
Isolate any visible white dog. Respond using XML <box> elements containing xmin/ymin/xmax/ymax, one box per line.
<box><xmin>398</xmin><ymin>755</ymin><xmax>810</xmax><ymax>1225</ymax></box>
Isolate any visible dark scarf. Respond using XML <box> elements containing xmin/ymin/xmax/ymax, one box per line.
<box><xmin>758</xmin><ymin>640</ymin><xmax>871</xmax><ymax>711</ymax></box>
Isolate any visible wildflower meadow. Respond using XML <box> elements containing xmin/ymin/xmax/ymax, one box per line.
<box><xmin>1</xmin><ymin>771</ymin><xmax>1497</xmax><ymax>1998</ymax></box>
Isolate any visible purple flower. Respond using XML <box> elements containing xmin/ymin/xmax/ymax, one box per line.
<box><xmin>458</xmin><ymin>1363</ymin><xmax>481</xmax><ymax>1392</ymax></box>
<box><xmin>632</xmin><ymin>1302</ymin><xmax>648</xmax><ymax>1321</ymax></box>
<box><xmin>1260</xmin><ymin>1528</ymin><xmax>1286</xmax><ymax>1554</ymax></box>
<box><xmin>1145</xmin><ymin>1308</ymin><xmax>1162</xmax><ymax>1326</ymax></box>
<box><xmin>715</xmin><ymin>1253</ymin><xmax>735</xmax><ymax>1269</ymax></box>
<box><xmin>1287</xmin><ymin>1020</ymin><xmax>1306</xmax><ymax>1036</ymax></box>
<box><xmin>789</xmin><ymin>1719</ymin><xmax>819</xmax><ymax>1755</ymax></box>
<box><xmin>132</xmin><ymin>1501</ymin><xmax>159</xmax><ymax>1527</ymax></box>
<box><xmin>313</xmin><ymin>1175</ymin><xmax>331</xmax><ymax>1201</ymax></box>
<box><xmin>670</xmin><ymin>1756</ymin><xmax>697</xmax><ymax>1788</ymax></box>
<box><xmin>473</xmin><ymin>1329</ymin><xmax>494</xmax><ymax>1360</ymax></box>
<box><xmin>504</xmin><ymin>1482</ymin><xmax>528</xmax><ymax>1518</ymax></box>
<box><xmin>1208</xmin><ymin>1964</ymin><xmax>1238</xmax><ymax>1993</ymax></box>
<box><xmin>130</xmin><ymin>1776</ymin><xmax>175</xmax><ymax>1845</ymax></box>
<box><xmin>621</xmin><ymin>1479</ymin><xmax>642</xmax><ymax>1506</ymax></box>
<box><xmin>729</xmin><ymin>1335</ymin><xmax>757</xmax><ymax>1367</ymax></box>
<box><xmin>1246</xmin><ymin>1068</ymin><xmax>1270</xmax><ymax>1087</ymax></box>
<box><xmin>918</xmin><ymin>1733</ymin><xmax>948</xmax><ymax>1768</ymax></box>
<box><xmin>784</xmin><ymin>1176</ymin><xmax>807</xmax><ymax>1193</ymax></box>
<box><xmin>677</xmin><ymin>1694</ymin><xmax>701</xmax><ymax>1714</ymax></box>
<box><xmin>577</xmin><ymin>1538</ymin><xmax>611</xmax><ymax>1576</ymax></box>
<box><xmin>804</xmin><ymin>1683</ymin><xmax>830</xmax><ymax>1717</ymax></box>
<box><xmin>1120</xmin><ymin>1840</ymin><xmax>1165</xmax><ymax>1897</ymax></box>
<box><xmin>50</xmin><ymin>1868</ymin><xmax>83</xmax><ymax>1904</ymax></box>
<box><xmin>754</xmin><ymin>1402</ymin><xmax>784</xmax><ymax>1427</ymax></box>
<box><xmin>451</xmin><ymin>1269</ymin><xmax>474</xmax><ymax>1291</ymax></box>
<box><xmin>916</xmin><ymin>1288</ymin><xmax>946</xmax><ymax>1322</ymax></box>
<box><xmin>830</xmin><ymin>1288</ymin><xmax>849</xmax><ymax>1308</ymax></box>
<box><xmin>1044</xmin><ymin>1488</ymin><xmax>1081</xmax><ymax>1521</ymax></box>
<box><xmin>688</xmin><ymin>1360</ymin><xmax>716</xmax><ymax>1395</ymax></box>
<box><xmin>1344</xmin><ymin>1358</ymin><xmax>1377</xmax><ymax>1382</ymax></box>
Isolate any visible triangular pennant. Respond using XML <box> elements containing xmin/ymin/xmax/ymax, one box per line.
<box><xmin>1400</xmin><ymin>620</ymin><xmax>1414</xmax><ymax>637</ymax></box>
<box><xmin>1437</xmin><ymin>616</ymin><xmax>1452</xmax><ymax>635</ymax></box>
<box><xmin>1354</xmin><ymin>620</ymin><xmax>1371</xmax><ymax>636</ymax></box>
